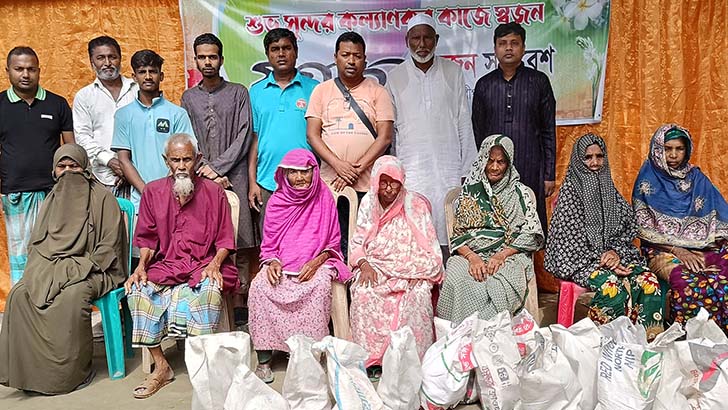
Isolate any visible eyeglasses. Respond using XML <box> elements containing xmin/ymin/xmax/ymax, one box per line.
<box><xmin>379</xmin><ymin>180</ymin><xmax>401</xmax><ymax>190</ymax></box>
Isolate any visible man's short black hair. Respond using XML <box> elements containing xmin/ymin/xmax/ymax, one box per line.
<box><xmin>6</xmin><ymin>46</ymin><xmax>38</xmax><ymax>67</ymax></box>
<box><xmin>263</xmin><ymin>28</ymin><xmax>298</xmax><ymax>54</ymax></box>
<box><xmin>193</xmin><ymin>33</ymin><xmax>223</xmax><ymax>57</ymax></box>
<box><xmin>335</xmin><ymin>31</ymin><xmax>366</xmax><ymax>54</ymax></box>
<box><xmin>88</xmin><ymin>36</ymin><xmax>121</xmax><ymax>59</ymax></box>
<box><xmin>493</xmin><ymin>22</ymin><xmax>526</xmax><ymax>44</ymax></box>
<box><xmin>131</xmin><ymin>49</ymin><xmax>164</xmax><ymax>71</ymax></box>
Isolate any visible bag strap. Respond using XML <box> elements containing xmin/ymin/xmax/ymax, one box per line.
<box><xmin>334</xmin><ymin>77</ymin><xmax>378</xmax><ymax>139</ymax></box>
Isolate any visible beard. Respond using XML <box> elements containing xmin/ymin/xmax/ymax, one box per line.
<box><xmin>95</xmin><ymin>65</ymin><xmax>120</xmax><ymax>81</ymax></box>
<box><xmin>173</xmin><ymin>173</ymin><xmax>195</xmax><ymax>198</ymax></box>
<box><xmin>410</xmin><ymin>48</ymin><xmax>435</xmax><ymax>64</ymax></box>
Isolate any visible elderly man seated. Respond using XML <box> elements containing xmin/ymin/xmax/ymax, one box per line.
<box><xmin>124</xmin><ymin>133</ymin><xmax>238</xmax><ymax>399</ymax></box>
<box><xmin>0</xmin><ymin>144</ymin><xmax>127</xmax><ymax>395</ymax></box>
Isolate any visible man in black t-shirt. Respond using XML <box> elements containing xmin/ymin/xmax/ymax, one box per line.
<box><xmin>0</xmin><ymin>46</ymin><xmax>74</xmax><ymax>285</ymax></box>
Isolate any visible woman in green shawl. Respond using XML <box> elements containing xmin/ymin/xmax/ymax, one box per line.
<box><xmin>0</xmin><ymin>144</ymin><xmax>127</xmax><ymax>394</ymax></box>
<box><xmin>437</xmin><ymin>135</ymin><xmax>544</xmax><ymax>323</ymax></box>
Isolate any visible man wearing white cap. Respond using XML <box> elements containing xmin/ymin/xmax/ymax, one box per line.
<box><xmin>386</xmin><ymin>13</ymin><xmax>477</xmax><ymax>259</ymax></box>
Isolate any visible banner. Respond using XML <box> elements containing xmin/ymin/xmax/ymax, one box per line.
<box><xmin>179</xmin><ymin>0</ymin><xmax>610</xmax><ymax>125</ymax></box>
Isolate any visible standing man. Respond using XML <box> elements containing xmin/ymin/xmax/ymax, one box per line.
<box><xmin>181</xmin><ymin>33</ymin><xmax>256</xmax><ymax>325</ymax></box>
<box><xmin>111</xmin><ymin>49</ymin><xmax>195</xmax><ymax>212</ymax></box>
<box><xmin>248</xmin><ymin>28</ymin><xmax>318</xmax><ymax>224</ymax></box>
<box><xmin>0</xmin><ymin>46</ymin><xmax>74</xmax><ymax>285</ymax></box>
<box><xmin>306</xmin><ymin>31</ymin><xmax>394</xmax><ymax>254</ymax></box>
<box><xmin>386</xmin><ymin>14</ymin><xmax>477</xmax><ymax>258</ymax></box>
<box><xmin>471</xmin><ymin>22</ymin><xmax>556</xmax><ymax>233</ymax></box>
<box><xmin>73</xmin><ymin>35</ymin><xmax>137</xmax><ymax>195</ymax></box>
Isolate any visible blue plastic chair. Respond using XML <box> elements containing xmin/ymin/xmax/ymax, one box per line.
<box><xmin>92</xmin><ymin>198</ymin><xmax>135</xmax><ymax>380</ymax></box>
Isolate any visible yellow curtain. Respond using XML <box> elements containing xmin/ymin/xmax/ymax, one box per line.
<box><xmin>0</xmin><ymin>0</ymin><xmax>726</xmax><ymax>308</ymax></box>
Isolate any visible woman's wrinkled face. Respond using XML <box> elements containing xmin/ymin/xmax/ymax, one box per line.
<box><xmin>664</xmin><ymin>137</ymin><xmax>688</xmax><ymax>169</ymax></box>
<box><xmin>55</xmin><ymin>157</ymin><xmax>83</xmax><ymax>177</ymax></box>
<box><xmin>378</xmin><ymin>173</ymin><xmax>401</xmax><ymax>208</ymax></box>
<box><xmin>285</xmin><ymin>167</ymin><xmax>313</xmax><ymax>189</ymax></box>
<box><xmin>583</xmin><ymin>143</ymin><xmax>605</xmax><ymax>172</ymax></box>
<box><xmin>485</xmin><ymin>145</ymin><xmax>509</xmax><ymax>184</ymax></box>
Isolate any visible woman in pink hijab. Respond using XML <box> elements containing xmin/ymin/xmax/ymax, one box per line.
<box><xmin>248</xmin><ymin>149</ymin><xmax>351</xmax><ymax>383</ymax></box>
<box><xmin>349</xmin><ymin>155</ymin><xmax>444</xmax><ymax>380</ymax></box>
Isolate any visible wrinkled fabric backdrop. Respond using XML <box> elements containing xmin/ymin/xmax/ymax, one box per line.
<box><xmin>0</xmin><ymin>0</ymin><xmax>725</xmax><ymax>309</ymax></box>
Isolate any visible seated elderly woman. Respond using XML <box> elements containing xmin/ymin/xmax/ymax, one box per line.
<box><xmin>437</xmin><ymin>135</ymin><xmax>543</xmax><ymax>324</ymax></box>
<box><xmin>0</xmin><ymin>144</ymin><xmax>127</xmax><ymax>394</ymax></box>
<box><xmin>546</xmin><ymin>133</ymin><xmax>663</xmax><ymax>336</ymax></box>
<box><xmin>633</xmin><ymin>124</ymin><xmax>728</xmax><ymax>332</ymax></box>
<box><xmin>349</xmin><ymin>156</ymin><xmax>443</xmax><ymax>380</ymax></box>
<box><xmin>248</xmin><ymin>149</ymin><xmax>351</xmax><ymax>383</ymax></box>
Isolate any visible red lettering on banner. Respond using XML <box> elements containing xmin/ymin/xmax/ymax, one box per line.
<box><xmin>472</xmin><ymin>7</ymin><xmax>492</xmax><ymax>28</ymax></box>
<box><xmin>244</xmin><ymin>16</ymin><xmax>265</xmax><ymax>36</ymax></box>
<box><xmin>494</xmin><ymin>5</ymin><xmax>512</xmax><ymax>24</ymax></box>
<box><xmin>493</xmin><ymin>3</ymin><xmax>545</xmax><ymax>25</ymax></box>
<box><xmin>441</xmin><ymin>54</ymin><xmax>478</xmax><ymax>78</ymax></box>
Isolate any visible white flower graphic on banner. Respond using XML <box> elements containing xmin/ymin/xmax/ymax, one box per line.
<box><xmin>577</xmin><ymin>36</ymin><xmax>605</xmax><ymax>114</ymax></box>
<box><xmin>563</xmin><ymin>0</ymin><xmax>606</xmax><ymax>31</ymax></box>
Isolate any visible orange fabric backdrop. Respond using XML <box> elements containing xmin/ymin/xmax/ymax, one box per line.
<box><xmin>0</xmin><ymin>0</ymin><xmax>726</xmax><ymax>309</ymax></box>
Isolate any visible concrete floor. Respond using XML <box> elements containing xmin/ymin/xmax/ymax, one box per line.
<box><xmin>0</xmin><ymin>292</ymin><xmax>589</xmax><ymax>410</ymax></box>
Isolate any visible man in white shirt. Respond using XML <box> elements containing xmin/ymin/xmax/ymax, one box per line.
<box><xmin>73</xmin><ymin>35</ymin><xmax>137</xmax><ymax>194</ymax></box>
<box><xmin>386</xmin><ymin>14</ymin><xmax>477</xmax><ymax>259</ymax></box>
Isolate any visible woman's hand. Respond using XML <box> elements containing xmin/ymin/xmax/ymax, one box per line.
<box><xmin>599</xmin><ymin>250</ymin><xmax>621</xmax><ymax>270</ymax></box>
<box><xmin>467</xmin><ymin>253</ymin><xmax>487</xmax><ymax>282</ymax></box>
<box><xmin>357</xmin><ymin>261</ymin><xmax>378</xmax><ymax>287</ymax></box>
<box><xmin>299</xmin><ymin>257</ymin><xmax>325</xmax><ymax>282</ymax></box>
<box><xmin>613</xmin><ymin>264</ymin><xmax>632</xmax><ymax>277</ymax></box>
<box><xmin>267</xmin><ymin>260</ymin><xmax>283</xmax><ymax>286</ymax></box>
<box><xmin>673</xmin><ymin>246</ymin><xmax>706</xmax><ymax>273</ymax></box>
<box><xmin>485</xmin><ymin>252</ymin><xmax>507</xmax><ymax>276</ymax></box>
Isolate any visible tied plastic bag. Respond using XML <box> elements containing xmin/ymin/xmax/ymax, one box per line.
<box><xmin>551</xmin><ymin>318</ymin><xmax>602</xmax><ymax>410</ymax></box>
<box><xmin>185</xmin><ymin>331</ymin><xmax>252</xmax><ymax>410</ymax></box>
<box><xmin>223</xmin><ymin>362</ymin><xmax>289</xmax><ymax>410</ymax></box>
<box><xmin>511</xmin><ymin>309</ymin><xmax>539</xmax><ymax>358</ymax></box>
<box><xmin>377</xmin><ymin>326</ymin><xmax>422</xmax><ymax>410</ymax></box>
<box><xmin>420</xmin><ymin>313</ymin><xmax>479</xmax><ymax>410</ymax></box>
<box><xmin>282</xmin><ymin>335</ymin><xmax>331</xmax><ymax>410</ymax></box>
<box><xmin>312</xmin><ymin>336</ymin><xmax>384</xmax><ymax>410</ymax></box>
<box><xmin>518</xmin><ymin>329</ymin><xmax>582</xmax><ymax>410</ymax></box>
<box><xmin>596</xmin><ymin>316</ymin><xmax>682</xmax><ymax>410</ymax></box>
<box><xmin>652</xmin><ymin>323</ymin><xmax>688</xmax><ymax>410</ymax></box>
<box><xmin>673</xmin><ymin>309</ymin><xmax>728</xmax><ymax>410</ymax></box>
<box><xmin>472</xmin><ymin>310</ymin><xmax>522</xmax><ymax>410</ymax></box>
<box><xmin>432</xmin><ymin>316</ymin><xmax>479</xmax><ymax>405</ymax></box>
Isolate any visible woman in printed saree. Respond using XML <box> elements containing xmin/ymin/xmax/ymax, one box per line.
<box><xmin>0</xmin><ymin>144</ymin><xmax>127</xmax><ymax>394</ymax></box>
<box><xmin>437</xmin><ymin>134</ymin><xmax>543</xmax><ymax>324</ymax></box>
<box><xmin>248</xmin><ymin>149</ymin><xmax>351</xmax><ymax>383</ymax></box>
<box><xmin>633</xmin><ymin>124</ymin><xmax>728</xmax><ymax>332</ymax></box>
<box><xmin>546</xmin><ymin>133</ymin><xmax>664</xmax><ymax>337</ymax></box>
<box><xmin>349</xmin><ymin>156</ymin><xmax>443</xmax><ymax>379</ymax></box>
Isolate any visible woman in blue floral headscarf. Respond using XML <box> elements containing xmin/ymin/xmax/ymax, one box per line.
<box><xmin>633</xmin><ymin>124</ymin><xmax>728</xmax><ymax>332</ymax></box>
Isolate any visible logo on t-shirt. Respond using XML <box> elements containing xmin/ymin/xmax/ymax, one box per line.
<box><xmin>295</xmin><ymin>98</ymin><xmax>307</xmax><ymax>110</ymax></box>
<box><xmin>156</xmin><ymin>118</ymin><xmax>170</xmax><ymax>133</ymax></box>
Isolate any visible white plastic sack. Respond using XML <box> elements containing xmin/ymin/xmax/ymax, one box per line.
<box><xmin>420</xmin><ymin>313</ymin><xmax>478</xmax><ymax>410</ymax></box>
<box><xmin>377</xmin><ymin>326</ymin><xmax>422</xmax><ymax>410</ymax></box>
<box><xmin>511</xmin><ymin>309</ymin><xmax>539</xmax><ymax>358</ymax></box>
<box><xmin>186</xmin><ymin>331</ymin><xmax>252</xmax><ymax>410</ymax></box>
<box><xmin>551</xmin><ymin>318</ymin><xmax>602</xmax><ymax>410</ymax></box>
<box><xmin>472</xmin><ymin>310</ymin><xmax>522</xmax><ymax>410</ymax></box>
<box><xmin>282</xmin><ymin>335</ymin><xmax>332</xmax><ymax>410</ymax></box>
<box><xmin>223</xmin><ymin>362</ymin><xmax>289</xmax><ymax>410</ymax></box>
<box><xmin>652</xmin><ymin>323</ymin><xmax>688</xmax><ymax>410</ymax></box>
<box><xmin>686</xmin><ymin>308</ymin><xmax>728</xmax><ymax>344</ymax></box>
<box><xmin>518</xmin><ymin>330</ymin><xmax>582</xmax><ymax>410</ymax></box>
<box><xmin>596</xmin><ymin>316</ymin><xmax>677</xmax><ymax>410</ymax></box>
<box><xmin>312</xmin><ymin>336</ymin><xmax>384</xmax><ymax>410</ymax></box>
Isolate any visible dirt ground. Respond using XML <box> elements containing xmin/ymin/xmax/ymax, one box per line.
<box><xmin>0</xmin><ymin>293</ymin><xmax>586</xmax><ymax>410</ymax></box>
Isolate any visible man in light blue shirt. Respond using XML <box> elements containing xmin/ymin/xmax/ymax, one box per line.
<box><xmin>111</xmin><ymin>49</ymin><xmax>195</xmax><ymax>211</ymax></box>
<box><xmin>247</xmin><ymin>28</ymin><xmax>318</xmax><ymax>226</ymax></box>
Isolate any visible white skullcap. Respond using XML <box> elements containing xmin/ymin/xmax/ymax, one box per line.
<box><xmin>407</xmin><ymin>13</ymin><xmax>437</xmax><ymax>33</ymax></box>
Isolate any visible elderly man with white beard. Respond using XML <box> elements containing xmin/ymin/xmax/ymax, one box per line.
<box><xmin>73</xmin><ymin>36</ymin><xmax>137</xmax><ymax>195</ymax></box>
<box><xmin>385</xmin><ymin>13</ymin><xmax>477</xmax><ymax>261</ymax></box>
<box><xmin>124</xmin><ymin>133</ymin><xmax>239</xmax><ymax>399</ymax></box>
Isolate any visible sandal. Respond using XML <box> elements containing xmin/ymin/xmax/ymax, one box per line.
<box><xmin>367</xmin><ymin>365</ymin><xmax>382</xmax><ymax>382</ymax></box>
<box><xmin>255</xmin><ymin>364</ymin><xmax>275</xmax><ymax>384</ymax></box>
<box><xmin>133</xmin><ymin>368</ymin><xmax>175</xmax><ymax>399</ymax></box>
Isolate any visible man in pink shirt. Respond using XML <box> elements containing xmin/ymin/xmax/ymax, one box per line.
<box><xmin>124</xmin><ymin>133</ymin><xmax>238</xmax><ymax>399</ymax></box>
<box><xmin>306</xmin><ymin>31</ymin><xmax>395</xmax><ymax>194</ymax></box>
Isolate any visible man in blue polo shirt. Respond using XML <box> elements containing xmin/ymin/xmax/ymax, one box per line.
<box><xmin>0</xmin><ymin>46</ymin><xmax>74</xmax><ymax>285</ymax></box>
<box><xmin>247</xmin><ymin>28</ymin><xmax>318</xmax><ymax>225</ymax></box>
<box><xmin>111</xmin><ymin>49</ymin><xmax>195</xmax><ymax>212</ymax></box>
